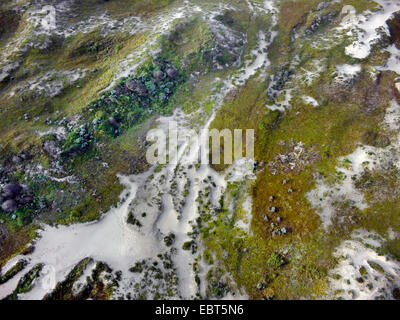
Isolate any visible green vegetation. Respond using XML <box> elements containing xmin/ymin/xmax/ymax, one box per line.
<box><xmin>41</xmin><ymin>258</ymin><xmax>116</xmax><ymax>300</ymax></box>
<box><xmin>205</xmin><ymin>0</ymin><xmax>400</xmax><ymax>299</ymax></box>
<box><xmin>5</xmin><ymin>264</ymin><xmax>43</xmax><ymax>300</ymax></box>
<box><xmin>1</xmin><ymin>0</ymin><xmax>400</xmax><ymax>301</ymax></box>
<box><xmin>0</xmin><ymin>260</ymin><xmax>26</xmax><ymax>285</ymax></box>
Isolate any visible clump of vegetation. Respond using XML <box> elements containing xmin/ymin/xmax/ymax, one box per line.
<box><xmin>129</xmin><ymin>261</ymin><xmax>144</xmax><ymax>273</ymax></box>
<box><xmin>85</xmin><ymin>57</ymin><xmax>185</xmax><ymax>139</ymax></box>
<box><xmin>127</xmin><ymin>213</ymin><xmax>142</xmax><ymax>228</ymax></box>
<box><xmin>361</xmin><ymin>131</ymin><xmax>390</xmax><ymax>148</ymax></box>
<box><xmin>62</xmin><ymin>125</ymin><xmax>94</xmax><ymax>158</ymax></box>
<box><xmin>267</xmin><ymin>253</ymin><xmax>286</xmax><ymax>269</ymax></box>
<box><xmin>367</xmin><ymin>261</ymin><xmax>385</xmax><ymax>274</ymax></box>
<box><xmin>163</xmin><ymin>233</ymin><xmax>176</xmax><ymax>247</ymax></box>
<box><xmin>182</xmin><ymin>240</ymin><xmax>197</xmax><ymax>254</ymax></box>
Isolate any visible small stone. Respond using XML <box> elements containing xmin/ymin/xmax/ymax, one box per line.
<box><xmin>256</xmin><ymin>283</ymin><xmax>266</xmax><ymax>290</ymax></box>
<box><xmin>263</xmin><ymin>214</ymin><xmax>269</xmax><ymax>222</ymax></box>
<box><xmin>277</xmin><ymin>217</ymin><xmax>282</xmax><ymax>223</ymax></box>
<box><xmin>288</xmin><ymin>188</ymin><xmax>293</xmax><ymax>193</ymax></box>
<box><xmin>269</xmin><ymin>206</ymin><xmax>278</xmax><ymax>213</ymax></box>
<box><xmin>282</xmin><ymin>179</ymin><xmax>290</xmax><ymax>185</ymax></box>
<box><xmin>269</xmin><ymin>196</ymin><xmax>274</xmax><ymax>202</ymax></box>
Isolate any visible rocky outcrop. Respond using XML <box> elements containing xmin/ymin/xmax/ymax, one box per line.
<box><xmin>0</xmin><ymin>183</ymin><xmax>33</xmax><ymax>213</ymax></box>
<box><xmin>387</xmin><ymin>11</ymin><xmax>400</xmax><ymax>49</ymax></box>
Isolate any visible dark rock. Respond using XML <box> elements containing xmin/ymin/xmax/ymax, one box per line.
<box><xmin>108</xmin><ymin>117</ymin><xmax>119</xmax><ymax>128</ymax></box>
<box><xmin>114</xmin><ymin>84</ymin><xmax>129</xmax><ymax>96</ymax></box>
<box><xmin>126</xmin><ymin>80</ymin><xmax>149</xmax><ymax>97</ymax></box>
<box><xmin>2</xmin><ymin>183</ymin><xmax>23</xmax><ymax>199</ymax></box>
<box><xmin>1</xmin><ymin>199</ymin><xmax>17</xmax><ymax>212</ymax></box>
<box><xmin>305</xmin><ymin>12</ymin><xmax>337</xmax><ymax>35</ymax></box>
<box><xmin>154</xmin><ymin>70</ymin><xmax>165</xmax><ymax>82</ymax></box>
<box><xmin>22</xmin><ymin>245</ymin><xmax>35</xmax><ymax>255</ymax></box>
<box><xmin>268</xmin><ymin>67</ymin><xmax>293</xmax><ymax>98</ymax></box>
<box><xmin>18</xmin><ymin>197</ymin><xmax>32</xmax><ymax>205</ymax></box>
<box><xmin>166</xmin><ymin>67</ymin><xmax>178</xmax><ymax>79</ymax></box>
<box><xmin>12</xmin><ymin>155</ymin><xmax>22</xmax><ymax>165</ymax></box>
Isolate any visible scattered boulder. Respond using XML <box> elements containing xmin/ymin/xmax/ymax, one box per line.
<box><xmin>154</xmin><ymin>70</ymin><xmax>165</xmax><ymax>82</ymax></box>
<box><xmin>166</xmin><ymin>67</ymin><xmax>178</xmax><ymax>79</ymax></box>
<box><xmin>18</xmin><ymin>196</ymin><xmax>32</xmax><ymax>205</ymax></box>
<box><xmin>126</xmin><ymin>79</ymin><xmax>149</xmax><ymax>97</ymax></box>
<box><xmin>2</xmin><ymin>183</ymin><xmax>23</xmax><ymax>199</ymax></box>
<box><xmin>1</xmin><ymin>199</ymin><xmax>17</xmax><ymax>212</ymax></box>
<box><xmin>12</xmin><ymin>155</ymin><xmax>22</xmax><ymax>165</ymax></box>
